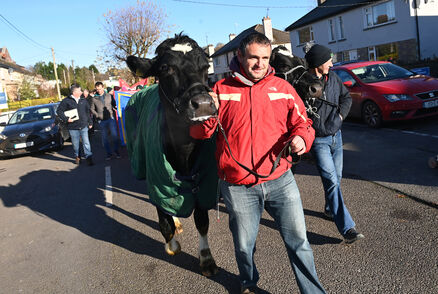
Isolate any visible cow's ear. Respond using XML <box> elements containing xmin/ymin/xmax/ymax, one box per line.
<box><xmin>126</xmin><ymin>56</ymin><xmax>155</xmax><ymax>78</ymax></box>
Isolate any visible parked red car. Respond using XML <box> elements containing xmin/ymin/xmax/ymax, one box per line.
<box><xmin>331</xmin><ymin>61</ymin><xmax>438</xmax><ymax>127</ymax></box>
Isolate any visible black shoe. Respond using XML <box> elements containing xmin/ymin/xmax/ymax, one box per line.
<box><xmin>86</xmin><ymin>156</ymin><xmax>94</xmax><ymax>166</ymax></box>
<box><xmin>343</xmin><ymin>228</ymin><xmax>364</xmax><ymax>244</ymax></box>
<box><xmin>105</xmin><ymin>154</ymin><xmax>112</xmax><ymax>161</ymax></box>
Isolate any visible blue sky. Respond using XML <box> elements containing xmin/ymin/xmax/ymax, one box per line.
<box><xmin>1</xmin><ymin>0</ymin><xmax>316</xmax><ymax>70</ymax></box>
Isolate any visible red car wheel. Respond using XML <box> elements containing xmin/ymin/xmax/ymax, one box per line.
<box><xmin>362</xmin><ymin>101</ymin><xmax>382</xmax><ymax>128</ymax></box>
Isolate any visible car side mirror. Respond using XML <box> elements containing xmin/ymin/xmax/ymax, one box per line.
<box><xmin>0</xmin><ymin>122</ymin><xmax>6</xmax><ymax>127</ymax></box>
<box><xmin>343</xmin><ymin>80</ymin><xmax>354</xmax><ymax>88</ymax></box>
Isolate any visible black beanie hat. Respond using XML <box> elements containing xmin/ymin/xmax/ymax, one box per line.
<box><xmin>305</xmin><ymin>44</ymin><xmax>332</xmax><ymax>68</ymax></box>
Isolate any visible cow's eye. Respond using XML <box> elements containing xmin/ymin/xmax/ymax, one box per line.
<box><xmin>159</xmin><ymin>64</ymin><xmax>169</xmax><ymax>72</ymax></box>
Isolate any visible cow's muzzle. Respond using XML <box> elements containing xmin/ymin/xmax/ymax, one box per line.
<box><xmin>189</xmin><ymin>92</ymin><xmax>217</xmax><ymax>122</ymax></box>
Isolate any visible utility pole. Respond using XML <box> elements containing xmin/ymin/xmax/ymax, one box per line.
<box><xmin>51</xmin><ymin>47</ymin><xmax>61</xmax><ymax>101</ymax></box>
<box><xmin>71</xmin><ymin>60</ymin><xmax>76</xmax><ymax>83</ymax></box>
<box><xmin>91</xmin><ymin>69</ymin><xmax>96</xmax><ymax>86</ymax></box>
<box><xmin>63</xmin><ymin>69</ymin><xmax>67</xmax><ymax>87</ymax></box>
<box><xmin>66</xmin><ymin>69</ymin><xmax>71</xmax><ymax>86</ymax></box>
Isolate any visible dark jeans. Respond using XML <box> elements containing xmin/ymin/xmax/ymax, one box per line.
<box><xmin>99</xmin><ymin>118</ymin><xmax>120</xmax><ymax>156</ymax></box>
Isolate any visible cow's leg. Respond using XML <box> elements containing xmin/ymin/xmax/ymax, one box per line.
<box><xmin>173</xmin><ymin>216</ymin><xmax>183</xmax><ymax>234</ymax></box>
<box><xmin>194</xmin><ymin>206</ymin><xmax>218</xmax><ymax>277</ymax></box>
<box><xmin>157</xmin><ymin>208</ymin><xmax>181</xmax><ymax>255</ymax></box>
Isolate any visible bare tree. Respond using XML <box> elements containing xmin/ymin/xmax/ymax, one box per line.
<box><xmin>101</xmin><ymin>0</ymin><xmax>170</xmax><ymax>64</ymax></box>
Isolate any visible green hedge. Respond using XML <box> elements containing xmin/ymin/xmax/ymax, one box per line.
<box><xmin>2</xmin><ymin>97</ymin><xmax>62</xmax><ymax>112</ymax></box>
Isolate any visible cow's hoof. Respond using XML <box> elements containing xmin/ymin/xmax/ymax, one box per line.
<box><xmin>173</xmin><ymin>217</ymin><xmax>183</xmax><ymax>234</ymax></box>
<box><xmin>165</xmin><ymin>240</ymin><xmax>181</xmax><ymax>256</ymax></box>
<box><xmin>199</xmin><ymin>249</ymin><xmax>219</xmax><ymax>277</ymax></box>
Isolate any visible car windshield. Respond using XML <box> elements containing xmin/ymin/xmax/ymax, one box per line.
<box><xmin>351</xmin><ymin>63</ymin><xmax>415</xmax><ymax>83</ymax></box>
<box><xmin>8</xmin><ymin>107</ymin><xmax>54</xmax><ymax>125</ymax></box>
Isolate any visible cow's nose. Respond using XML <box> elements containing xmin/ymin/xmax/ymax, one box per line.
<box><xmin>190</xmin><ymin>94</ymin><xmax>216</xmax><ymax>115</ymax></box>
<box><xmin>309</xmin><ymin>83</ymin><xmax>323</xmax><ymax>98</ymax></box>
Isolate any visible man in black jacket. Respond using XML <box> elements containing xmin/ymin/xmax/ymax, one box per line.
<box><xmin>57</xmin><ymin>84</ymin><xmax>93</xmax><ymax>165</ymax></box>
<box><xmin>305</xmin><ymin>44</ymin><xmax>364</xmax><ymax>244</ymax></box>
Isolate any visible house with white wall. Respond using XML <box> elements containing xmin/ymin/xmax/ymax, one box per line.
<box><xmin>0</xmin><ymin>47</ymin><xmax>54</xmax><ymax>109</ymax></box>
<box><xmin>285</xmin><ymin>0</ymin><xmax>438</xmax><ymax>64</ymax></box>
<box><xmin>211</xmin><ymin>17</ymin><xmax>291</xmax><ymax>82</ymax></box>
<box><xmin>203</xmin><ymin>44</ymin><xmax>215</xmax><ymax>86</ymax></box>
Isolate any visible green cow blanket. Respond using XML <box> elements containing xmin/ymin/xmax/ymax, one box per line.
<box><xmin>124</xmin><ymin>84</ymin><xmax>218</xmax><ymax>217</ymax></box>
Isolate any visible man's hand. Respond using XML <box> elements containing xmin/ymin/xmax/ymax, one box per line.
<box><xmin>289</xmin><ymin>135</ymin><xmax>306</xmax><ymax>155</ymax></box>
<box><xmin>209</xmin><ymin>92</ymin><xmax>219</xmax><ymax>110</ymax></box>
<box><xmin>88</xmin><ymin>125</ymin><xmax>93</xmax><ymax>129</ymax></box>
<box><xmin>67</xmin><ymin>118</ymin><xmax>73</xmax><ymax>123</ymax></box>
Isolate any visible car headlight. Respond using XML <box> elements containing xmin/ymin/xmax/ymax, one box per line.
<box><xmin>383</xmin><ymin>94</ymin><xmax>415</xmax><ymax>102</ymax></box>
<box><xmin>0</xmin><ymin>133</ymin><xmax>6</xmax><ymax>140</ymax></box>
<box><xmin>42</xmin><ymin>123</ymin><xmax>55</xmax><ymax>132</ymax></box>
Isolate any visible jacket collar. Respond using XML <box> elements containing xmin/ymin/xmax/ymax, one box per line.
<box><xmin>229</xmin><ymin>56</ymin><xmax>275</xmax><ymax>86</ymax></box>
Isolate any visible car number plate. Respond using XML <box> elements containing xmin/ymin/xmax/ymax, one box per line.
<box><xmin>423</xmin><ymin>99</ymin><xmax>438</xmax><ymax>108</ymax></box>
<box><xmin>14</xmin><ymin>142</ymin><xmax>34</xmax><ymax>149</ymax></box>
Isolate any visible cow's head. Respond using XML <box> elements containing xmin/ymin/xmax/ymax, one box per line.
<box><xmin>127</xmin><ymin>34</ymin><xmax>216</xmax><ymax>124</ymax></box>
<box><xmin>270</xmin><ymin>46</ymin><xmax>323</xmax><ymax>101</ymax></box>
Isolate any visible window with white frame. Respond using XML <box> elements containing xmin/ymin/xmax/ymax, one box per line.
<box><xmin>328</xmin><ymin>16</ymin><xmax>345</xmax><ymax>41</ymax></box>
<box><xmin>298</xmin><ymin>26</ymin><xmax>314</xmax><ymax>44</ymax></box>
<box><xmin>214</xmin><ymin>56</ymin><xmax>220</xmax><ymax>66</ymax></box>
<box><xmin>328</xmin><ymin>19</ymin><xmax>336</xmax><ymax>42</ymax></box>
<box><xmin>337</xmin><ymin>16</ymin><xmax>345</xmax><ymax>39</ymax></box>
<box><xmin>364</xmin><ymin>0</ymin><xmax>395</xmax><ymax>28</ymax></box>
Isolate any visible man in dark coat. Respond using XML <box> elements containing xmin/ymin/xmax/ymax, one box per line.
<box><xmin>57</xmin><ymin>84</ymin><xmax>93</xmax><ymax>165</ymax></box>
<box><xmin>305</xmin><ymin>44</ymin><xmax>364</xmax><ymax>243</ymax></box>
<box><xmin>90</xmin><ymin>82</ymin><xmax>120</xmax><ymax>160</ymax></box>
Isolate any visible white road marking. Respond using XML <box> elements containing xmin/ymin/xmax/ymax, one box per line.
<box><xmin>105</xmin><ymin>166</ymin><xmax>113</xmax><ymax>206</ymax></box>
<box><xmin>398</xmin><ymin>130</ymin><xmax>438</xmax><ymax>139</ymax></box>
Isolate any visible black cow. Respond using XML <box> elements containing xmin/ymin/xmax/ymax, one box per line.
<box><xmin>125</xmin><ymin>34</ymin><xmax>218</xmax><ymax>277</ymax></box>
<box><xmin>270</xmin><ymin>46</ymin><xmax>324</xmax><ymax>117</ymax></box>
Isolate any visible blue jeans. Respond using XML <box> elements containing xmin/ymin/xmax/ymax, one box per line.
<box><xmin>69</xmin><ymin>127</ymin><xmax>92</xmax><ymax>158</ymax></box>
<box><xmin>311</xmin><ymin>130</ymin><xmax>355</xmax><ymax>235</ymax></box>
<box><xmin>99</xmin><ymin>119</ymin><xmax>120</xmax><ymax>156</ymax></box>
<box><xmin>220</xmin><ymin>170</ymin><xmax>326</xmax><ymax>294</ymax></box>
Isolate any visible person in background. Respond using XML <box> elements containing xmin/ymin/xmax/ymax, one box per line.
<box><xmin>190</xmin><ymin>32</ymin><xmax>326</xmax><ymax>294</ymax></box>
<box><xmin>91</xmin><ymin>82</ymin><xmax>121</xmax><ymax>160</ymax></box>
<box><xmin>305</xmin><ymin>44</ymin><xmax>364</xmax><ymax>244</ymax></box>
<box><xmin>56</xmin><ymin>84</ymin><xmax>93</xmax><ymax>165</ymax></box>
<box><xmin>81</xmin><ymin>89</ymin><xmax>96</xmax><ymax>135</ymax></box>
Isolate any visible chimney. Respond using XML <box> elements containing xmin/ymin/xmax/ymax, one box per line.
<box><xmin>317</xmin><ymin>0</ymin><xmax>327</xmax><ymax>5</ymax></box>
<box><xmin>262</xmin><ymin>17</ymin><xmax>273</xmax><ymax>42</ymax></box>
<box><xmin>229</xmin><ymin>34</ymin><xmax>236</xmax><ymax>41</ymax></box>
<box><xmin>207</xmin><ymin>44</ymin><xmax>214</xmax><ymax>57</ymax></box>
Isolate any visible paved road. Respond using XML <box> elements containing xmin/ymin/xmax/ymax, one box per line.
<box><xmin>0</xmin><ymin>124</ymin><xmax>437</xmax><ymax>294</ymax></box>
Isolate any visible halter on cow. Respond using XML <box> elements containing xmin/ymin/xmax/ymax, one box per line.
<box><xmin>125</xmin><ymin>33</ymin><xmax>219</xmax><ymax>277</ymax></box>
<box><xmin>270</xmin><ymin>46</ymin><xmax>324</xmax><ymax>118</ymax></box>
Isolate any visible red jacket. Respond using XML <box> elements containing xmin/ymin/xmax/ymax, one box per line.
<box><xmin>191</xmin><ymin>61</ymin><xmax>315</xmax><ymax>185</ymax></box>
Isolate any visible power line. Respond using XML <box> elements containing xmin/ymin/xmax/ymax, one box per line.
<box><xmin>0</xmin><ymin>14</ymin><xmax>50</xmax><ymax>51</ymax></box>
<box><xmin>171</xmin><ymin>0</ymin><xmax>378</xmax><ymax>9</ymax></box>
<box><xmin>171</xmin><ymin>0</ymin><xmax>312</xmax><ymax>8</ymax></box>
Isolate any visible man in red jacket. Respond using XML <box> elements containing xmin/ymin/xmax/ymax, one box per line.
<box><xmin>191</xmin><ymin>33</ymin><xmax>325</xmax><ymax>294</ymax></box>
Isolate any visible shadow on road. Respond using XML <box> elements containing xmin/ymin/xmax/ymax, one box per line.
<box><xmin>0</xmin><ymin>152</ymin><xmax>239</xmax><ymax>293</ymax></box>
